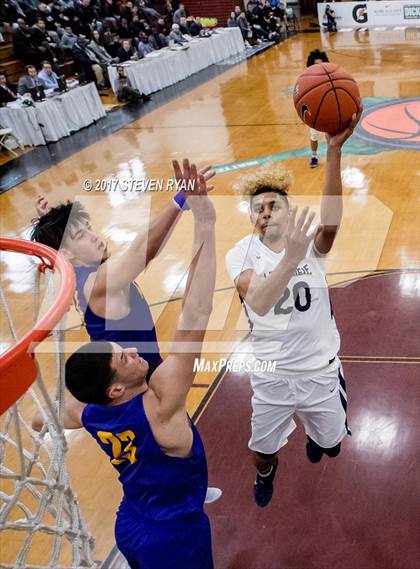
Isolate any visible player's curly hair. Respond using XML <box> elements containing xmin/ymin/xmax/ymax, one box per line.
<box><xmin>234</xmin><ymin>162</ymin><xmax>292</xmax><ymax>203</ymax></box>
<box><xmin>306</xmin><ymin>49</ymin><xmax>329</xmax><ymax>68</ymax></box>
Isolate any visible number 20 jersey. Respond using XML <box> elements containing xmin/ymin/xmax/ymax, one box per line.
<box><xmin>225</xmin><ymin>234</ymin><xmax>340</xmax><ymax>375</ymax></box>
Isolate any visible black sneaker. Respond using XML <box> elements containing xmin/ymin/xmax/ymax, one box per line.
<box><xmin>310</xmin><ymin>156</ymin><xmax>318</xmax><ymax>168</ymax></box>
<box><xmin>306</xmin><ymin>436</ymin><xmax>323</xmax><ymax>463</ymax></box>
<box><xmin>323</xmin><ymin>442</ymin><xmax>341</xmax><ymax>458</ymax></box>
<box><xmin>253</xmin><ymin>458</ymin><xmax>278</xmax><ymax>508</ymax></box>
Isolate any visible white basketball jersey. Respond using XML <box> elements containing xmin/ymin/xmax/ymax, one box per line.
<box><xmin>226</xmin><ymin>234</ymin><xmax>340</xmax><ymax>375</ymax></box>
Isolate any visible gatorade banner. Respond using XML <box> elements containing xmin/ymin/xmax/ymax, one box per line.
<box><xmin>317</xmin><ymin>1</ymin><xmax>420</xmax><ymax>30</ymax></box>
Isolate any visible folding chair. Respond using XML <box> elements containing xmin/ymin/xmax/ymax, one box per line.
<box><xmin>0</xmin><ymin>127</ymin><xmax>23</xmax><ymax>157</ymax></box>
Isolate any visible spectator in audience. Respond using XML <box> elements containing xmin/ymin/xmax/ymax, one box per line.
<box><xmin>59</xmin><ymin>25</ymin><xmax>78</xmax><ymax>50</ymax></box>
<box><xmin>72</xmin><ymin>35</ymin><xmax>105</xmax><ymax>87</ymax></box>
<box><xmin>188</xmin><ymin>16</ymin><xmax>202</xmax><ymax>37</ymax></box>
<box><xmin>164</xmin><ymin>0</ymin><xmax>174</xmax><ymax>19</ymax></box>
<box><xmin>17</xmin><ymin>64</ymin><xmax>47</xmax><ymax>95</ymax></box>
<box><xmin>149</xmin><ymin>27</ymin><xmax>167</xmax><ymax>50</ymax></box>
<box><xmin>89</xmin><ymin>28</ymin><xmax>115</xmax><ymax>64</ymax></box>
<box><xmin>98</xmin><ymin>0</ymin><xmax>119</xmax><ymax>27</ymax></box>
<box><xmin>138</xmin><ymin>0</ymin><xmax>161</xmax><ymax>25</ymax></box>
<box><xmin>30</xmin><ymin>18</ymin><xmax>58</xmax><ymax>62</ymax></box>
<box><xmin>156</xmin><ymin>17</ymin><xmax>168</xmax><ymax>35</ymax></box>
<box><xmin>51</xmin><ymin>2</ymin><xmax>71</xmax><ymax>30</ymax></box>
<box><xmin>227</xmin><ymin>11</ymin><xmax>237</xmax><ymax>28</ymax></box>
<box><xmin>173</xmin><ymin>3</ymin><xmax>186</xmax><ymax>25</ymax></box>
<box><xmin>137</xmin><ymin>31</ymin><xmax>155</xmax><ymax>56</ymax></box>
<box><xmin>37</xmin><ymin>3</ymin><xmax>57</xmax><ymax>32</ymax></box>
<box><xmin>101</xmin><ymin>25</ymin><xmax>121</xmax><ymax>58</ymax></box>
<box><xmin>0</xmin><ymin>72</ymin><xmax>17</xmax><ymax>106</ymax></box>
<box><xmin>169</xmin><ymin>23</ymin><xmax>188</xmax><ymax>45</ymax></box>
<box><xmin>178</xmin><ymin>16</ymin><xmax>189</xmax><ymax>35</ymax></box>
<box><xmin>117</xmin><ymin>17</ymin><xmax>132</xmax><ymax>40</ymax></box>
<box><xmin>274</xmin><ymin>2</ymin><xmax>288</xmax><ymax>31</ymax></box>
<box><xmin>117</xmin><ymin>38</ymin><xmax>139</xmax><ymax>62</ymax></box>
<box><xmin>129</xmin><ymin>14</ymin><xmax>144</xmax><ymax>38</ymax></box>
<box><xmin>76</xmin><ymin>0</ymin><xmax>96</xmax><ymax>37</ymax></box>
<box><xmin>3</xmin><ymin>0</ymin><xmax>26</xmax><ymax>23</ymax></box>
<box><xmin>12</xmin><ymin>18</ymin><xmax>41</xmax><ymax>66</ymax></box>
<box><xmin>237</xmin><ymin>11</ymin><xmax>252</xmax><ymax>46</ymax></box>
<box><xmin>38</xmin><ymin>60</ymin><xmax>59</xmax><ymax>89</ymax></box>
<box><xmin>234</xmin><ymin>6</ymin><xmax>241</xmax><ymax>18</ymax></box>
<box><xmin>113</xmin><ymin>65</ymin><xmax>150</xmax><ymax>102</ymax></box>
<box><xmin>324</xmin><ymin>5</ymin><xmax>337</xmax><ymax>33</ymax></box>
<box><xmin>119</xmin><ymin>1</ymin><xmax>134</xmax><ymax>23</ymax></box>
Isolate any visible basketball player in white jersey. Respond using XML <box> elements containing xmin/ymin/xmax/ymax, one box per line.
<box><xmin>226</xmin><ymin>111</ymin><xmax>361</xmax><ymax>507</ymax></box>
<box><xmin>306</xmin><ymin>49</ymin><xmax>330</xmax><ymax>168</ymax></box>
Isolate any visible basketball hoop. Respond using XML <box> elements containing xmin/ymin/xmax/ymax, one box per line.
<box><xmin>0</xmin><ymin>238</ymin><xmax>75</xmax><ymax>415</ymax></box>
<box><xmin>0</xmin><ymin>238</ymin><xmax>99</xmax><ymax>569</ymax></box>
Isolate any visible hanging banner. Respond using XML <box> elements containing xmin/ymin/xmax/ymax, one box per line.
<box><xmin>317</xmin><ymin>1</ymin><xmax>420</xmax><ymax>30</ymax></box>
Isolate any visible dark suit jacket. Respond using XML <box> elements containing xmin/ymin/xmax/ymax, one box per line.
<box><xmin>0</xmin><ymin>84</ymin><xmax>17</xmax><ymax>106</ymax></box>
<box><xmin>117</xmin><ymin>47</ymin><xmax>136</xmax><ymax>63</ymax></box>
<box><xmin>13</xmin><ymin>28</ymin><xmax>36</xmax><ymax>58</ymax></box>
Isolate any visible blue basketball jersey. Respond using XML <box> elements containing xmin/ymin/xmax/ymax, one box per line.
<box><xmin>81</xmin><ymin>393</ymin><xmax>208</xmax><ymax>522</ymax></box>
<box><xmin>75</xmin><ymin>266</ymin><xmax>162</xmax><ymax>376</ymax></box>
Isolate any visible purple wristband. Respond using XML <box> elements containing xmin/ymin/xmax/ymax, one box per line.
<box><xmin>173</xmin><ymin>191</ymin><xmax>190</xmax><ymax>211</ymax></box>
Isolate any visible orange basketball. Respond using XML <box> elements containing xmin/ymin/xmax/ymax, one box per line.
<box><xmin>293</xmin><ymin>63</ymin><xmax>361</xmax><ymax>133</ymax></box>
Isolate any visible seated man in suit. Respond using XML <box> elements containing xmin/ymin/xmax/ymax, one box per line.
<box><xmin>188</xmin><ymin>16</ymin><xmax>203</xmax><ymax>37</ymax></box>
<box><xmin>12</xmin><ymin>18</ymin><xmax>40</xmax><ymax>67</ymax></box>
<box><xmin>30</xmin><ymin>18</ymin><xmax>58</xmax><ymax>62</ymax></box>
<box><xmin>117</xmin><ymin>39</ymin><xmax>139</xmax><ymax>63</ymax></box>
<box><xmin>178</xmin><ymin>16</ymin><xmax>190</xmax><ymax>35</ymax></box>
<box><xmin>0</xmin><ymin>72</ymin><xmax>17</xmax><ymax>106</ymax></box>
<box><xmin>72</xmin><ymin>35</ymin><xmax>105</xmax><ymax>88</ymax></box>
<box><xmin>17</xmin><ymin>64</ymin><xmax>46</xmax><ymax>96</ymax></box>
<box><xmin>38</xmin><ymin>60</ymin><xmax>59</xmax><ymax>90</ymax></box>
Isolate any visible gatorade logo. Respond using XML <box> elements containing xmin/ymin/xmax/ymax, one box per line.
<box><xmin>404</xmin><ymin>5</ymin><xmax>420</xmax><ymax>18</ymax></box>
<box><xmin>358</xmin><ymin>98</ymin><xmax>420</xmax><ymax>150</ymax></box>
<box><xmin>352</xmin><ymin>4</ymin><xmax>368</xmax><ymax>23</ymax></box>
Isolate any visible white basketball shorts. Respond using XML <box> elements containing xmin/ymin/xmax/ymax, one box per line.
<box><xmin>248</xmin><ymin>359</ymin><xmax>350</xmax><ymax>454</ymax></box>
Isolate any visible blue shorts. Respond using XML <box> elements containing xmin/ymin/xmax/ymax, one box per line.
<box><xmin>115</xmin><ymin>511</ymin><xmax>213</xmax><ymax>569</ymax></box>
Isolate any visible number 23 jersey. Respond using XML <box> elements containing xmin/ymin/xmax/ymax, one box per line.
<box><xmin>225</xmin><ymin>234</ymin><xmax>340</xmax><ymax>374</ymax></box>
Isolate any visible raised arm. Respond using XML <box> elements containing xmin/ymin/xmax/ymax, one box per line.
<box><xmin>92</xmin><ymin>160</ymin><xmax>215</xmax><ymax>294</ymax></box>
<box><xmin>315</xmin><ymin>108</ymin><xmax>362</xmax><ymax>255</ymax></box>
<box><xmin>235</xmin><ymin>207</ymin><xmax>317</xmax><ymax>316</ymax></box>
<box><xmin>148</xmin><ymin>164</ymin><xmax>216</xmax><ymax>418</ymax></box>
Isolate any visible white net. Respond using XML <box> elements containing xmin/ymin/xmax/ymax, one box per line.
<box><xmin>0</xmin><ymin>251</ymin><xmax>99</xmax><ymax>569</ymax></box>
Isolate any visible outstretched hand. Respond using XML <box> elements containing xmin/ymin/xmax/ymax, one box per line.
<box><xmin>35</xmin><ymin>195</ymin><xmax>49</xmax><ymax>217</ymax></box>
<box><xmin>172</xmin><ymin>159</ymin><xmax>215</xmax><ymax>194</ymax></box>
<box><xmin>326</xmin><ymin>104</ymin><xmax>363</xmax><ymax>149</ymax></box>
<box><xmin>172</xmin><ymin>159</ymin><xmax>216</xmax><ymax>223</ymax></box>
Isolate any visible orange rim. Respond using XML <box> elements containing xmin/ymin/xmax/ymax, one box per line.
<box><xmin>0</xmin><ymin>238</ymin><xmax>75</xmax><ymax>412</ymax></box>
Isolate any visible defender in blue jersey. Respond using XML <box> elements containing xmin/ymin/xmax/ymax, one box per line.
<box><xmin>33</xmin><ymin>168</ymin><xmax>216</xmax><ymax>569</ymax></box>
<box><xmin>31</xmin><ymin>160</ymin><xmax>215</xmax><ymax>379</ymax></box>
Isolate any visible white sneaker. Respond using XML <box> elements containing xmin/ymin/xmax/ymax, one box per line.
<box><xmin>205</xmin><ymin>487</ymin><xmax>222</xmax><ymax>504</ymax></box>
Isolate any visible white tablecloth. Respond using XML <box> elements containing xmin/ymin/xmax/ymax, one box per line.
<box><xmin>0</xmin><ymin>83</ymin><xmax>106</xmax><ymax>146</ymax></box>
<box><xmin>109</xmin><ymin>27</ymin><xmax>245</xmax><ymax>96</ymax></box>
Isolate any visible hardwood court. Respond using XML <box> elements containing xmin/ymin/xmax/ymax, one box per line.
<box><xmin>1</xmin><ymin>29</ymin><xmax>419</xmax><ymax>567</ymax></box>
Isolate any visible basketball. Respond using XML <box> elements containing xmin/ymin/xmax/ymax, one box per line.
<box><xmin>293</xmin><ymin>62</ymin><xmax>361</xmax><ymax>133</ymax></box>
